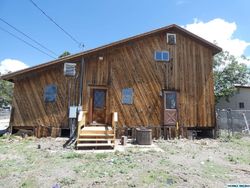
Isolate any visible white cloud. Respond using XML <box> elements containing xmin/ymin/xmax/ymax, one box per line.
<box><xmin>0</xmin><ymin>59</ymin><xmax>29</xmax><ymax>75</ymax></box>
<box><xmin>184</xmin><ymin>18</ymin><xmax>250</xmax><ymax>57</ymax></box>
<box><xmin>237</xmin><ymin>56</ymin><xmax>250</xmax><ymax>67</ymax></box>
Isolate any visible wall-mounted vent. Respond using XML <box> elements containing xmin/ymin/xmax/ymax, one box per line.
<box><xmin>167</xmin><ymin>33</ymin><xmax>176</xmax><ymax>45</ymax></box>
<box><xmin>64</xmin><ymin>63</ymin><xmax>76</xmax><ymax>76</ymax></box>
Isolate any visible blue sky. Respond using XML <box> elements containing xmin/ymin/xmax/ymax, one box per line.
<box><xmin>0</xmin><ymin>0</ymin><xmax>250</xmax><ymax>71</ymax></box>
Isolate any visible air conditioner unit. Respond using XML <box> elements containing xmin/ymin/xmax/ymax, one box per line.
<box><xmin>167</xmin><ymin>33</ymin><xmax>176</xmax><ymax>45</ymax></box>
<box><xmin>64</xmin><ymin>63</ymin><xmax>76</xmax><ymax>76</ymax></box>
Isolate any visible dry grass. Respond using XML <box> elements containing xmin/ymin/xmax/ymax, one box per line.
<box><xmin>0</xmin><ymin>135</ymin><xmax>250</xmax><ymax>188</ymax></box>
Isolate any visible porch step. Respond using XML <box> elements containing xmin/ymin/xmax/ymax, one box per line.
<box><xmin>89</xmin><ymin>122</ymin><xmax>107</xmax><ymax>126</ymax></box>
<box><xmin>77</xmin><ymin>125</ymin><xmax>115</xmax><ymax>149</ymax></box>
<box><xmin>81</xmin><ymin>126</ymin><xmax>112</xmax><ymax>131</ymax></box>
<box><xmin>79</xmin><ymin>133</ymin><xmax>114</xmax><ymax>137</ymax></box>
<box><xmin>78</xmin><ymin>138</ymin><xmax>115</xmax><ymax>141</ymax></box>
<box><xmin>77</xmin><ymin>143</ymin><xmax>115</xmax><ymax>147</ymax></box>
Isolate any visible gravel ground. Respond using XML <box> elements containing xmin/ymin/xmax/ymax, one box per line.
<box><xmin>0</xmin><ymin>135</ymin><xmax>250</xmax><ymax>188</ymax></box>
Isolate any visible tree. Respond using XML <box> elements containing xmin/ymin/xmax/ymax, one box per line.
<box><xmin>213</xmin><ymin>51</ymin><xmax>250</xmax><ymax>103</ymax></box>
<box><xmin>58</xmin><ymin>51</ymin><xmax>71</xmax><ymax>58</ymax></box>
<box><xmin>0</xmin><ymin>73</ymin><xmax>13</xmax><ymax>107</ymax></box>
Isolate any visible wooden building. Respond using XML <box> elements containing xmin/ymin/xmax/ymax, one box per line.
<box><xmin>1</xmin><ymin>24</ymin><xmax>221</xmax><ymax>146</ymax></box>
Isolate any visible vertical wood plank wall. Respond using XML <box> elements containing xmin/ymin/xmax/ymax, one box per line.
<box><xmin>11</xmin><ymin>63</ymin><xmax>80</xmax><ymax>137</ymax></box>
<box><xmin>10</xmin><ymin>28</ymin><xmax>216</xmax><ymax>137</ymax></box>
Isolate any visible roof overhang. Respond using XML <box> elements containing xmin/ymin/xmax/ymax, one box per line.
<box><xmin>234</xmin><ymin>84</ymin><xmax>250</xmax><ymax>89</ymax></box>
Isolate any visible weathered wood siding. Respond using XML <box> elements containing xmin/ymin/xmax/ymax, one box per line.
<box><xmin>106</xmin><ymin>30</ymin><xmax>215</xmax><ymax>129</ymax></box>
<box><xmin>9</xmin><ymin>28</ymin><xmax>216</xmax><ymax>137</ymax></box>
<box><xmin>11</xmin><ymin>63</ymin><xmax>80</xmax><ymax>137</ymax></box>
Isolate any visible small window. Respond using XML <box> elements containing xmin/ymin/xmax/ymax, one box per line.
<box><xmin>122</xmin><ymin>88</ymin><xmax>133</xmax><ymax>104</ymax></box>
<box><xmin>239</xmin><ymin>102</ymin><xmax>245</xmax><ymax>109</ymax></box>
<box><xmin>154</xmin><ymin>51</ymin><xmax>170</xmax><ymax>61</ymax></box>
<box><xmin>165</xmin><ymin>92</ymin><xmax>176</xmax><ymax>109</ymax></box>
<box><xmin>44</xmin><ymin>84</ymin><xmax>57</xmax><ymax>102</ymax></box>
<box><xmin>167</xmin><ymin>33</ymin><xmax>176</xmax><ymax>45</ymax></box>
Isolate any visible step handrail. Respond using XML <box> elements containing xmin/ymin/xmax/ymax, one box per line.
<box><xmin>112</xmin><ymin>112</ymin><xmax>118</xmax><ymax>140</ymax></box>
<box><xmin>77</xmin><ymin>111</ymin><xmax>87</xmax><ymax>141</ymax></box>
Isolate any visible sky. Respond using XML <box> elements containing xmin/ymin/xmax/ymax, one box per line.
<box><xmin>0</xmin><ymin>0</ymin><xmax>250</xmax><ymax>73</ymax></box>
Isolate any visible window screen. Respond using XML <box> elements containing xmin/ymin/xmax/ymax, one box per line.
<box><xmin>44</xmin><ymin>84</ymin><xmax>57</xmax><ymax>102</ymax></box>
<box><xmin>165</xmin><ymin>92</ymin><xmax>176</xmax><ymax>109</ymax></box>
<box><xmin>93</xmin><ymin>90</ymin><xmax>106</xmax><ymax>108</ymax></box>
<box><xmin>122</xmin><ymin>88</ymin><xmax>133</xmax><ymax>104</ymax></box>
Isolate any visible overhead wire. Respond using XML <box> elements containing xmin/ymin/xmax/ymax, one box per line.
<box><xmin>29</xmin><ymin>0</ymin><xmax>83</xmax><ymax>48</ymax></box>
<box><xmin>0</xmin><ymin>17</ymin><xmax>58</xmax><ymax>57</ymax></box>
<box><xmin>0</xmin><ymin>26</ymin><xmax>56</xmax><ymax>59</ymax></box>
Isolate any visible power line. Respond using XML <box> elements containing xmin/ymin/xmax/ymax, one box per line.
<box><xmin>0</xmin><ymin>26</ymin><xmax>56</xmax><ymax>59</ymax></box>
<box><xmin>29</xmin><ymin>0</ymin><xmax>83</xmax><ymax>48</ymax></box>
<box><xmin>0</xmin><ymin>17</ymin><xmax>58</xmax><ymax>57</ymax></box>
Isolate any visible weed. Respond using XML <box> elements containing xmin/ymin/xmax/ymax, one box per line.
<box><xmin>227</xmin><ymin>154</ymin><xmax>237</xmax><ymax>163</ymax></box>
<box><xmin>61</xmin><ymin>152</ymin><xmax>83</xmax><ymax>159</ymax></box>
<box><xmin>227</xmin><ymin>153</ymin><xmax>250</xmax><ymax>165</ymax></box>
<box><xmin>159</xmin><ymin>158</ymin><xmax>171</xmax><ymax>165</ymax></box>
<box><xmin>58</xmin><ymin>177</ymin><xmax>76</xmax><ymax>186</ymax></box>
<box><xmin>20</xmin><ymin>178</ymin><xmax>38</xmax><ymax>188</ymax></box>
<box><xmin>202</xmin><ymin>161</ymin><xmax>229</xmax><ymax>179</ymax></box>
<box><xmin>0</xmin><ymin>134</ymin><xmax>9</xmax><ymax>140</ymax></box>
<box><xmin>142</xmin><ymin>170</ymin><xmax>173</xmax><ymax>186</ymax></box>
<box><xmin>95</xmin><ymin>153</ymin><xmax>109</xmax><ymax>159</ymax></box>
<box><xmin>170</xmin><ymin>151</ymin><xmax>175</xmax><ymax>155</ymax></box>
<box><xmin>233</xmin><ymin>133</ymin><xmax>243</xmax><ymax>139</ymax></box>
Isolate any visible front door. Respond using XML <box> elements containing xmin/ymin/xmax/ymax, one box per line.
<box><xmin>164</xmin><ymin>91</ymin><xmax>178</xmax><ymax>125</ymax></box>
<box><xmin>92</xmin><ymin>89</ymin><xmax>107</xmax><ymax>124</ymax></box>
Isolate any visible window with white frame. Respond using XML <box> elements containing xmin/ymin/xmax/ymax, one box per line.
<box><xmin>167</xmin><ymin>33</ymin><xmax>176</xmax><ymax>45</ymax></box>
<box><xmin>154</xmin><ymin>51</ymin><xmax>170</xmax><ymax>61</ymax></box>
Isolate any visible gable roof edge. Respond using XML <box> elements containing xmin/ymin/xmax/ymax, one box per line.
<box><xmin>1</xmin><ymin>24</ymin><xmax>222</xmax><ymax>81</ymax></box>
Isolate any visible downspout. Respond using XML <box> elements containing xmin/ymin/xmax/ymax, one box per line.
<box><xmin>74</xmin><ymin>57</ymin><xmax>85</xmax><ymax>139</ymax></box>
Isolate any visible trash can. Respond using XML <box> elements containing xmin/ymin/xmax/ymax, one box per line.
<box><xmin>136</xmin><ymin>128</ymin><xmax>152</xmax><ymax>145</ymax></box>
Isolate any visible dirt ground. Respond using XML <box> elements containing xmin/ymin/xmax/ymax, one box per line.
<box><xmin>0</xmin><ymin>134</ymin><xmax>250</xmax><ymax>188</ymax></box>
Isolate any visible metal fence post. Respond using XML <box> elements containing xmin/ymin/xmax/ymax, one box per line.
<box><xmin>216</xmin><ymin>109</ymin><xmax>220</xmax><ymax>138</ymax></box>
<box><xmin>227</xmin><ymin>108</ymin><xmax>232</xmax><ymax>138</ymax></box>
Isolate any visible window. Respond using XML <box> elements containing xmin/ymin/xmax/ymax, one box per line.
<box><xmin>154</xmin><ymin>51</ymin><xmax>170</xmax><ymax>61</ymax></box>
<box><xmin>93</xmin><ymin>90</ymin><xmax>106</xmax><ymax>108</ymax></box>
<box><xmin>122</xmin><ymin>88</ymin><xmax>133</xmax><ymax>104</ymax></box>
<box><xmin>44</xmin><ymin>84</ymin><xmax>57</xmax><ymax>102</ymax></box>
<box><xmin>165</xmin><ymin>92</ymin><xmax>176</xmax><ymax>109</ymax></box>
<box><xmin>239</xmin><ymin>102</ymin><xmax>245</xmax><ymax>109</ymax></box>
<box><xmin>167</xmin><ymin>33</ymin><xmax>176</xmax><ymax>45</ymax></box>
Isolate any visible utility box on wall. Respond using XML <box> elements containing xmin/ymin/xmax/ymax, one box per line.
<box><xmin>69</xmin><ymin>106</ymin><xmax>77</xmax><ymax>118</ymax></box>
